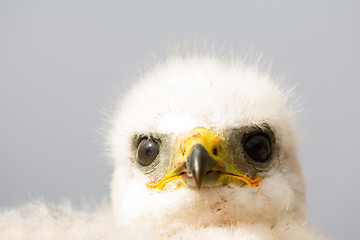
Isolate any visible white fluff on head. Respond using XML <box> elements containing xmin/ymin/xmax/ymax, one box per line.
<box><xmin>0</xmin><ymin>49</ymin><xmax>328</xmax><ymax>240</ymax></box>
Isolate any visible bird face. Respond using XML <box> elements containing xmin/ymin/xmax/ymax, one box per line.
<box><xmin>109</xmin><ymin>56</ymin><xmax>306</xmax><ymax>234</ymax></box>
<box><xmin>140</xmin><ymin>126</ymin><xmax>274</xmax><ymax>191</ymax></box>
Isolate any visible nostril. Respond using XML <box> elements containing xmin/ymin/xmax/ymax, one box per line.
<box><xmin>212</xmin><ymin>147</ymin><xmax>218</xmax><ymax>156</ymax></box>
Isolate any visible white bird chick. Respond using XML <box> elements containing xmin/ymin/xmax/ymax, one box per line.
<box><xmin>109</xmin><ymin>53</ymin><xmax>327</xmax><ymax>239</ymax></box>
<box><xmin>0</xmin><ymin>50</ymin><xmax>327</xmax><ymax>240</ymax></box>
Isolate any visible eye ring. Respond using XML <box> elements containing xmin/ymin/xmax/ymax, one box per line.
<box><xmin>243</xmin><ymin>133</ymin><xmax>272</xmax><ymax>163</ymax></box>
<box><xmin>136</xmin><ymin>138</ymin><xmax>160</xmax><ymax>166</ymax></box>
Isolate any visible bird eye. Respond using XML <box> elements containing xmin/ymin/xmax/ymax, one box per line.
<box><xmin>137</xmin><ymin>138</ymin><xmax>159</xmax><ymax>166</ymax></box>
<box><xmin>244</xmin><ymin>134</ymin><xmax>271</xmax><ymax>163</ymax></box>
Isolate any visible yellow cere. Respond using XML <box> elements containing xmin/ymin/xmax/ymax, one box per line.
<box><xmin>181</xmin><ymin>127</ymin><xmax>222</xmax><ymax>163</ymax></box>
<box><xmin>146</xmin><ymin>127</ymin><xmax>263</xmax><ymax>190</ymax></box>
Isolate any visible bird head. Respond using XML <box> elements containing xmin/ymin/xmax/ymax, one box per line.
<box><xmin>108</xmin><ymin>56</ymin><xmax>305</xmax><ymax>235</ymax></box>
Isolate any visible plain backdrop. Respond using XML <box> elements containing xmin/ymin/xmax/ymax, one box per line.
<box><xmin>1</xmin><ymin>1</ymin><xmax>359</xmax><ymax>239</ymax></box>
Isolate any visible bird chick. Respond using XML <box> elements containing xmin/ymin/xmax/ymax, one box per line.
<box><xmin>0</xmin><ymin>50</ymin><xmax>327</xmax><ymax>240</ymax></box>
<box><xmin>109</xmin><ymin>53</ymin><xmax>327</xmax><ymax>239</ymax></box>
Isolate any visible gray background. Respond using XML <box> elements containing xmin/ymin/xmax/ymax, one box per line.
<box><xmin>0</xmin><ymin>1</ymin><xmax>359</xmax><ymax>239</ymax></box>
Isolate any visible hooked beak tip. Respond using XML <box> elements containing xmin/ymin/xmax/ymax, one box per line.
<box><xmin>193</xmin><ymin>173</ymin><xmax>203</xmax><ymax>189</ymax></box>
<box><xmin>187</xmin><ymin>144</ymin><xmax>218</xmax><ymax>190</ymax></box>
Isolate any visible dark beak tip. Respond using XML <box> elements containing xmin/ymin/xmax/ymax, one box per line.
<box><xmin>191</xmin><ymin>169</ymin><xmax>203</xmax><ymax>189</ymax></box>
<box><xmin>187</xmin><ymin>144</ymin><xmax>218</xmax><ymax>190</ymax></box>
<box><xmin>194</xmin><ymin>178</ymin><xmax>202</xmax><ymax>189</ymax></box>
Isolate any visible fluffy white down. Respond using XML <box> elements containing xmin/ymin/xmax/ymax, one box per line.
<box><xmin>0</xmin><ymin>201</ymin><xmax>325</xmax><ymax>240</ymax></box>
<box><xmin>0</xmin><ymin>201</ymin><xmax>121</xmax><ymax>240</ymax></box>
<box><xmin>0</xmin><ymin>52</ymin><xmax>328</xmax><ymax>239</ymax></box>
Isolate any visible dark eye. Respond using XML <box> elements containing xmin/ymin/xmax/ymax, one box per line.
<box><xmin>244</xmin><ymin>134</ymin><xmax>272</xmax><ymax>162</ymax></box>
<box><xmin>137</xmin><ymin>138</ymin><xmax>159</xmax><ymax>166</ymax></box>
